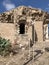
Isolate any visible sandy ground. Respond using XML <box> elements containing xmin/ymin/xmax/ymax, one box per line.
<box><xmin>0</xmin><ymin>41</ymin><xmax>49</xmax><ymax>65</ymax></box>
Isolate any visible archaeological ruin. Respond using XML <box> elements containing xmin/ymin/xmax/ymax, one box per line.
<box><xmin>0</xmin><ymin>6</ymin><xmax>49</xmax><ymax>46</ymax></box>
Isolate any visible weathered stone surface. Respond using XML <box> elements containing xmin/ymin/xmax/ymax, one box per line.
<box><xmin>0</xmin><ymin>6</ymin><xmax>49</xmax><ymax>45</ymax></box>
<box><xmin>0</xmin><ymin>6</ymin><xmax>48</xmax><ymax>23</ymax></box>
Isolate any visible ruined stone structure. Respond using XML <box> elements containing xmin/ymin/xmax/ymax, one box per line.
<box><xmin>0</xmin><ymin>6</ymin><xmax>49</xmax><ymax>45</ymax></box>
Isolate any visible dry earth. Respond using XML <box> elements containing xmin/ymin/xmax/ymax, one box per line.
<box><xmin>0</xmin><ymin>41</ymin><xmax>49</xmax><ymax>65</ymax></box>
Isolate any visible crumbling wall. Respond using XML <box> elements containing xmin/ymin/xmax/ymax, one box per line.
<box><xmin>0</xmin><ymin>6</ymin><xmax>49</xmax><ymax>45</ymax></box>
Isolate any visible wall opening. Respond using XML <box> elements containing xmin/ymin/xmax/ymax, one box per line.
<box><xmin>48</xmin><ymin>24</ymin><xmax>49</xmax><ymax>38</ymax></box>
<box><xmin>44</xmin><ymin>24</ymin><xmax>49</xmax><ymax>40</ymax></box>
<box><xmin>19</xmin><ymin>23</ymin><xmax>25</xmax><ymax>34</ymax></box>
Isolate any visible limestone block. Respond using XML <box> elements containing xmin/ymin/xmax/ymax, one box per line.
<box><xmin>34</xmin><ymin>21</ymin><xmax>43</xmax><ymax>42</ymax></box>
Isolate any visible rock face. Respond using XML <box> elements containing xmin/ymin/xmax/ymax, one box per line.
<box><xmin>0</xmin><ymin>6</ymin><xmax>49</xmax><ymax>23</ymax></box>
<box><xmin>0</xmin><ymin>6</ymin><xmax>49</xmax><ymax>45</ymax></box>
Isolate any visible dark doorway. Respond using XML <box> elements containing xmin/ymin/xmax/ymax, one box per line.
<box><xmin>19</xmin><ymin>23</ymin><xmax>25</xmax><ymax>34</ymax></box>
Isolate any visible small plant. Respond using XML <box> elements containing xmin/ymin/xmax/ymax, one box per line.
<box><xmin>0</xmin><ymin>37</ymin><xmax>12</xmax><ymax>56</ymax></box>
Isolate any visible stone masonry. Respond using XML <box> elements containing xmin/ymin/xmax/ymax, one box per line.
<box><xmin>0</xmin><ymin>6</ymin><xmax>49</xmax><ymax>46</ymax></box>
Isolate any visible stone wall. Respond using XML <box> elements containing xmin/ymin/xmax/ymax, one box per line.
<box><xmin>0</xmin><ymin>23</ymin><xmax>16</xmax><ymax>43</ymax></box>
<box><xmin>34</xmin><ymin>21</ymin><xmax>43</xmax><ymax>42</ymax></box>
<box><xmin>0</xmin><ymin>6</ymin><xmax>49</xmax><ymax>45</ymax></box>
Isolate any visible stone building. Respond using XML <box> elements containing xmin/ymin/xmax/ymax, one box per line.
<box><xmin>0</xmin><ymin>6</ymin><xmax>49</xmax><ymax>45</ymax></box>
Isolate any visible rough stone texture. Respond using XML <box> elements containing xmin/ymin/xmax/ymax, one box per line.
<box><xmin>0</xmin><ymin>6</ymin><xmax>49</xmax><ymax>65</ymax></box>
<box><xmin>0</xmin><ymin>6</ymin><xmax>49</xmax><ymax>45</ymax></box>
<box><xmin>0</xmin><ymin>42</ymin><xmax>49</xmax><ymax>65</ymax></box>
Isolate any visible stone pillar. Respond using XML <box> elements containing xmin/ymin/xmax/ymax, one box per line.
<box><xmin>34</xmin><ymin>21</ymin><xmax>43</xmax><ymax>42</ymax></box>
<box><xmin>28</xmin><ymin>26</ymin><xmax>32</xmax><ymax>41</ymax></box>
<box><xmin>44</xmin><ymin>24</ymin><xmax>48</xmax><ymax>40</ymax></box>
<box><xmin>46</xmin><ymin>25</ymin><xmax>48</xmax><ymax>39</ymax></box>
